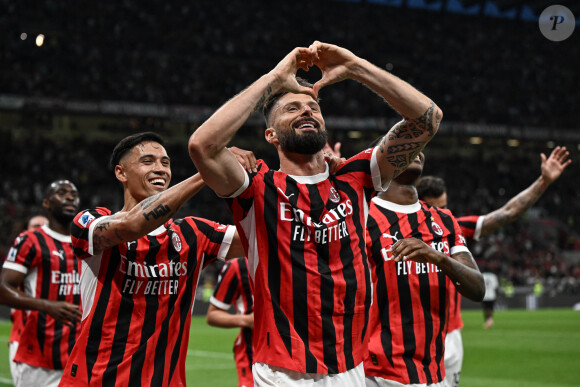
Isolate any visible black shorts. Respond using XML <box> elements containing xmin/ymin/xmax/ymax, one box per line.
<box><xmin>482</xmin><ymin>300</ymin><xmax>495</xmax><ymax>311</ymax></box>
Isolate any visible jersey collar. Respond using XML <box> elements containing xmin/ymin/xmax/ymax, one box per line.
<box><xmin>286</xmin><ymin>163</ymin><xmax>329</xmax><ymax>185</ymax></box>
<box><xmin>42</xmin><ymin>224</ymin><xmax>72</xmax><ymax>243</ymax></box>
<box><xmin>372</xmin><ymin>197</ymin><xmax>422</xmax><ymax>213</ymax></box>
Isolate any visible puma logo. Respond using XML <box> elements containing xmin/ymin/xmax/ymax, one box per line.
<box><xmin>277</xmin><ymin>187</ymin><xmax>295</xmax><ymax>200</ymax></box>
<box><xmin>382</xmin><ymin>232</ymin><xmax>400</xmax><ymax>242</ymax></box>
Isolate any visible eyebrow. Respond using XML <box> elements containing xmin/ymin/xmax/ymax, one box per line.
<box><xmin>139</xmin><ymin>154</ymin><xmax>171</xmax><ymax>162</ymax></box>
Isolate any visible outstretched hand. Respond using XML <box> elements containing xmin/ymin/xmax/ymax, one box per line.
<box><xmin>541</xmin><ymin>146</ymin><xmax>571</xmax><ymax>184</ymax></box>
<box><xmin>308</xmin><ymin>41</ymin><xmax>360</xmax><ymax>96</ymax></box>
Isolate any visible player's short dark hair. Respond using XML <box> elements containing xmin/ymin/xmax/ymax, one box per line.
<box><xmin>262</xmin><ymin>77</ymin><xmax>315</xmax><ymax>127</ymax></box>
<box><xmin>416</xmin><ymin>175</ymin><xmax>447</xmax><ymax>200</ymax></box>
<box><xmin>109</xmin><ymin>132</ymin><xmax>165</xmax><ymax>170</ymax></box>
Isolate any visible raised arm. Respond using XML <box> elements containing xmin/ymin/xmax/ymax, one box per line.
<box><xmin>91</xmin><ymin>173</ymin><xmax>206</xmax><ymax>253</ymax></box>
<box><xmin>389</xmin><ymin>238</ymin><xmax>484</xmax><ymax>301</ymax></box>
<box><xmin>480</xmin><ymin>146</ymin><xmax>571</xmax><ymax>237</ymax></box>
<box><xmin>189</xmin><ymin>47</ymin><xmax>316</xmax><ymax>197</ymax></box>
<box><xmin>308</xmin><ymin>41</ymin><xmax>442</xmax><ymax>186</ymax></box>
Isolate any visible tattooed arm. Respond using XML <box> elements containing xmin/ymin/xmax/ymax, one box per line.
<box><xmin>189</xmin><ymin>47</ymin><xmax>316</xmax><ymax>197</ymax></box>
<box><xmin>389</xmin><ymin>238</ymin><xmax>485</xmax><ymax>301</ymax></box>
<box><xmin>92</xmin><ymin>174</ymin><xmax>206</xmax><ymax>253</ymax></box>
<box><xmin>308</xmin><ymin>41</ymin><xmax>442</xmax><ymax>187</ymax></box>
<box><xmin>480</xmin><ymin>146</ymin><xmax>571</xmax><ymax>237</ymax></box>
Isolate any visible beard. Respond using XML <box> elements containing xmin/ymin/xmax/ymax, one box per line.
<box><xmin>51</xmin><ymin>204</ymin><xmax>77</xmax><ymax>225</ymax></box>
<box><xmin>277</xmin><ymin>128</ymin><xmax>328</xmax><ymax>155</ymax></box>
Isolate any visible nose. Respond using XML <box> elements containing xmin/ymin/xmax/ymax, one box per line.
<box><xmin>300</xmin><ymin>105</ymin><xmax>313</xmax><ymax>116</ymax></box>
<box><xmin>153</xmin><ymin>159</ymin><xmax>170</xmax><ymax>173</ymax></box>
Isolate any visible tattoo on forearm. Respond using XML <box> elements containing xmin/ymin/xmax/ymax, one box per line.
<box><xmin>254</xmin><ymin>86</ymin><xmax>273</xmax><ymax>112</ymax></box>
<box><xmin>413</xmin><ymin>102</ymin><xmax>439</xmax><ymax>137</ymax></box>
<box><xmin>114</xmin><ymin>228</ymin><xmax>123</xmax><ymax>243</ymax></box>
<box><xmin>143</xmin><ymin>204</ymin><xmax>171</xmax><ymax>221</ymax></box>
<box><xmin>387</xmin><ymin>121</ymin><xmax>421</xmax><ymax>141</ymax></box>
<box><xmin>94</xmin><ymin>234</ymin><xmax>116</xmax><ymax>251</ymax></box>
<box><xmin>141</xmin><ymin>193</ymin><xmax>162</xmax><ymax>210</ymax></box>
<box><xmin>386</xmin><ymin>154</ymin><xmax>408</xmax><ymax>168</ymax></box>
<box><xmin>386</xmin><ymin>142</ymin><xmax>422</xmax><ymax>154</ymax></box>
<box><xmin>95</xmin><ymin>221</ymin><xmax>110</xmax><ymax>232</ymax></box>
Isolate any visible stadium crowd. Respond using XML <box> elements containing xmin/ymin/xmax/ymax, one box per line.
<box><xmin>1</xmin><ymin>0</ymin><xmax>578</xmax><ymax>127</ymax></box>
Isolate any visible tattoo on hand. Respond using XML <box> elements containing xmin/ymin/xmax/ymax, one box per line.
<box><xmin>143</xmin><ymin>204</ymin><xmax>171</xmax><ymax>221</ymax></box>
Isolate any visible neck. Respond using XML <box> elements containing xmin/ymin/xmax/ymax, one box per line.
<box><xmin>48</xmin><ymin>219</ymin><xmax>71</xmax><ymax>235</ymax></box>
<box><xmin>121</xmin><ymin>189</ymin><xmax>142</xmax><ymax>213</ymax></box>
<box><xmin>378</xmin><ymin>179</ymin><xmax>419</xmax><ymax>205</ymax></box>
<box><xmin>278</xmin><ymin>149</ymin><xmax>326</xmax><ymax>176</ymax></box>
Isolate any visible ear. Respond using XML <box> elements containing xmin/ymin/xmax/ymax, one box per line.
<box><xmin>115</xmin><ymin>164</ymin><xmax>128</xmax><ymax>183</ymax></box>
<box><xmin>42</xmin><ymin>198</ymin><xmax>50</xmax><ymax>211</ymax></box>
<box><xmin>265</xmin><ymin>128</ymin><xmax>278</xmax><ymax>145</ymax></box>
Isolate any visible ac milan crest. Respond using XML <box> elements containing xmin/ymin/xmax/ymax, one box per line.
<box><xmin>172</xmin><ymin>232</ymin><xmax>182</xmax><ymax>252</ymax></box>
<box><xmin>431</xmin><ymin>221</ymin><xmax>443</xmax><ymax>236</ymax></box>
<box><xmin>329</xmin><ymin>186</ymin><xmax>341</xmax><ymax>203</ymax></box>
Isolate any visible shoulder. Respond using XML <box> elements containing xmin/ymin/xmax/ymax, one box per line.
<box><xmin>74</xmin><ymin>207</ymin><xmax>111</xmax><ymax>228</ymax></box>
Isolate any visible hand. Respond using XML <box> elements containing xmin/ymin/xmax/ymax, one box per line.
<box><xmin>323</xmin><ymin>142</ymin><xmax>342</xmax><ymax>158</ymax></box>
<box><xmin>43</xmin><ymin>300</ymin><xmax>82</xmax><ymax>326</ymax></box>
<box><xmin>323</xmin><ymin>142</ymin><xmax>345</xmax><ymax>174</ymax></box>
<box><xmin>541</xmin><ymin>146</ymin><xmax>571</xmax><ymax>184</ymax></box>
<box><xmin>229</xmin><ymin>146</ymin><xmax>257</xmax><ymax>173</ymax></box>
<box><xmin>389</xmin><ymin>238</ymin><xmax>440</xmax><ymax>264</ymax></box>
<box><xmin>308</xmin><ymin>41</ymin><xmax>360</xmax><ymax>96</ymax></box>
<box><xmin>241</xmin><ymin>312</ymin><xmax>254</xmax><ymax>329</ymax></box>
<box><xmin>270</xmin><ymin>47</ymin><xmax>317</xmax><ymax>98</ymax></box>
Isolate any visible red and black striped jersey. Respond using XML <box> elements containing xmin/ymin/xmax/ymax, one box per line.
<box><xmin>60</xmin><ymin>207</ymin><xmax>235</xmax><ymax>387</ymax></box>
<box><xmin>365</xmin><ymin>198</ymin><xmax>469</xmax><ymax>384</ymax></box>
<box><xmin>447</xmin><ymin>215</ymin><xmax>484</xmax><ymax>332</ymax></box>
<box><xmin>9</xmin><ymin>309</ymin><xmax>25</xmax><ymax>344</ymax></box>
<box><xmin>210</xmin><ymin>257</ymin><xmax>254</xmax><ymax>387</ymax></box>
<box><xmin>227</xmin><ymin>149</ymin><xmax>384</xmax><ymax>374</ymax></box>
<box><xmin>3</xmin><ymin>225</ymin><xmax>81</xmax><ymax>370</ymax></box>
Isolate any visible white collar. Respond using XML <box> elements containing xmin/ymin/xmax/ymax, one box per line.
<box><xmin>286</xmin><ymin>163</ymin><xmax>329</xmax><ymax>184</ymax></box>
<box><xmin>42</xmin><ymin>224</ymin><xmax>72</xmax><ymax>243</ymax></box>
<box><xmin>372</xmin><ymin>197</ymin><xmax>422</xmax><ymax>213</ymax></box>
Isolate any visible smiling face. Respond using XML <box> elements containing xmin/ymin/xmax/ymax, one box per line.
<box><xmin>267</xmin><ymin>93</ymin><xmax>327</xmax><ymax>154</ymax></box>
<box><xmin>115</xmin><ymin>141</ymin><xmax>171</xmax><ymax>202</ymax></box>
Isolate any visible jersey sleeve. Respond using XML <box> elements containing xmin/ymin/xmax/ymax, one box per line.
<box><xmin>2</xmin><ymin>231</ymin><xmax>37</xmax><ymax>274</ymax></box>
<box><xmin>226</xmin><ymin>159</ymin><xmax>268</xmax><ymax>221</ymax></box>
<box><xmin>70</xmin><ymin>207</ymin><xmax>112</xmax><ymax>259</ymax></box>
<box><xmin>334</xmin><ymin>147</ymin><xmax>386</xmax><ymax>204</ymax></box>
<box><xmin>456</xmin><ymin>215</ymin><xmax>485</xmax><ymax>243</ymax></box>
<box><xmin>185</xmin><ymin>217</ymin><xmax>236</xmax><ymax>267</ymax></box>
<box><xmin>443</xmin><ymin>210</ymin><xmax>470</xmax><ymax>255</ymax></box>
<box><xmin>210</xmin><ymin>259</ymin><xmax>241</xmax><ymax>311</ymax></box>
